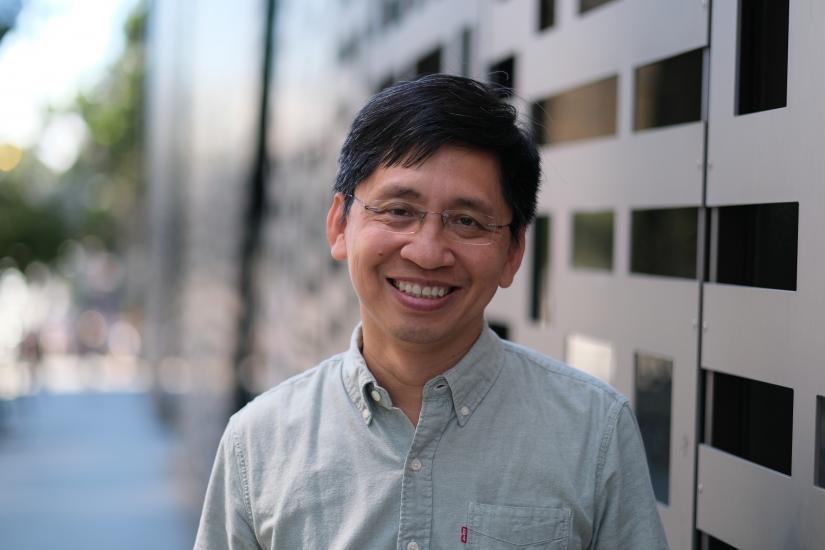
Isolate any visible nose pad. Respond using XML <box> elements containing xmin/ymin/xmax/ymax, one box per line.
<box><xmin>419</xmin><ymin>211</ymin><xmax>449</xmax><ymax>237</ymax></box>
<box><xmin>400</xmin><ymin>214</ymin><xmax>455</xmax><ymax>269</ymax></box>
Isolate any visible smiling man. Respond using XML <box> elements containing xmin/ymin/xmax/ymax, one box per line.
<box><xmin>195</xmin><ymin>75</ymin><xmax>668</xmax><ymax>550</ymax></box>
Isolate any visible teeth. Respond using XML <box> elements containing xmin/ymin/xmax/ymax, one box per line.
<box><xmin>394</xmin><ymin>280</ymin><xmax>450</xmax><ymax>299</ymax></box>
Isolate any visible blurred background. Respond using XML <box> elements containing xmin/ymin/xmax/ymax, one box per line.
<box><xmin>1</xmin><ymin>1</ymin><xmax>823</xmax><ymax>549</ymax></box>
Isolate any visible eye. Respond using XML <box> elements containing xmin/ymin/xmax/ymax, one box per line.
<box><xmin>458</xmin><ymin>215</ymin><xmax>481</xmax><ymax>226</ymax></box>
<box><xmin>381</xmin><ymin>203</ymin><xmax>417</xmax><ymax>218</ymax></box>
<box><xmin>450</xmin><ymin>213</ymin><xmax>484</xmax><ymax>228</ymax></box>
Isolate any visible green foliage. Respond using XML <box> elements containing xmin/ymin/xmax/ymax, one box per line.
<box><xmin>0</xmin><ymin>2</ymin><xmax>146</xmax><ymax>270</ymax></box>
<box><xmin>0</xmin><ymin>172</ymin><xmax>67</xmax><ymax>267</ymax></box>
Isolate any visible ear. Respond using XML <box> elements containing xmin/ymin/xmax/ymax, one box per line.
<box><xmin>326</xmin><ymin>193</ymin><xmax>349</xmax><ymax>261</ymax></box>
<box><xmin>498</xmin><ymin>227</ymin><xmax>526</xmax><ymax>289</ymax></box>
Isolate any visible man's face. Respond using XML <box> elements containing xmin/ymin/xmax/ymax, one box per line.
<box><xmin>326</xmin><ymin>145</ymin><xmax>525</xmax><ymax>352</ymax></box>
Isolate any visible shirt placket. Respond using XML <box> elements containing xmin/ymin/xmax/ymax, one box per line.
<box><xmin>396</xmin><ymin>383</ymin><xmax>453</xmax><ymax>550</ymax></box>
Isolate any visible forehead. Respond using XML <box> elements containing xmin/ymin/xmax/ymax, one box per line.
<box><xmin>357</xmin><ymin>146</ymin><xmax>507</xmax><ymax>211</ymax></box>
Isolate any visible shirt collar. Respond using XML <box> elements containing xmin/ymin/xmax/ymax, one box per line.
<box><xmin>341</xmin><ymin>323</ymin><xmax>504</xmax><ymax>426</ymax></box>
<box><xmin>341</xmin><ymin>325</ymin><xmax>378</xmax><ymax>425</ymax></box>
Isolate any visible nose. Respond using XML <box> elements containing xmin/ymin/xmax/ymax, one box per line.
<box><xmin>398</xmin><ymin>215</ymin><xmax>456</xmax><ymax>270</ymax></box>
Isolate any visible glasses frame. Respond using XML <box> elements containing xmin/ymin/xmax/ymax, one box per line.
<box><xmin>347</xmin><ymin>194</ymin><xmax>511</xmax><ymax>246</ymax></box>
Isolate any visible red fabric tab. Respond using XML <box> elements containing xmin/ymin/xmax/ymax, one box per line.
<box><xmin>460</xmin><ymin>526</ymin><xmax>468</xmax><ymax>543</ymax></box>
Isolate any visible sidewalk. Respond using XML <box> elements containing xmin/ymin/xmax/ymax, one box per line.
<box><xmin>0</xmin><ymin>391</ymin><xmax>196</xmax><ymax>550</ymax></box>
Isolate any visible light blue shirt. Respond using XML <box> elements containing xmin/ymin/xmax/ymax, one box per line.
<box><xmin>195</xmin><ymin>325</ymin><xmax>668</xmax><ymax>549</ymax></box>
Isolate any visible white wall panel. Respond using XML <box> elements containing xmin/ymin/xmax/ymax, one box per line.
<box><xmin>697</xmin><ymin>445</ymin><xmax>825</xmax><ymax>550</ymax></box>
<box><xmin>699</xmin><ymin>1</ymin><xmax>825</xmax><ymax>546</ymax></box>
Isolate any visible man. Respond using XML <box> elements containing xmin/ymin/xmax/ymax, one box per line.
<box><xmin>195</xmin><ymin>74</ymin><xmax>668</xmax><ymax>549</ymax></box>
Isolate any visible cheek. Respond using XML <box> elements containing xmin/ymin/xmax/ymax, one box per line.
<box><xmin>346</xmin><ymin>243</ymin><xmax>382</xmax><ymax>291</ymax></box>
<box><xmin>472</xmin><ymin>255</ymin><xmax>512</xmax><ymax>288</ymax></box>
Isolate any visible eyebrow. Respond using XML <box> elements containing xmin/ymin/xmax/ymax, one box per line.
<box><xmin>371</xmin><ymin>184</ymin><xmax>422</xmax><ymax>201</ymax></box>
<box><xmin>450</xmin><ymin>197</ymin><xmax>494</xmax><ymax>215</ymax></box>
<box><xmin>372</xmin><ymin>184</ymin><xmax>496</xmax><ymax>215</ymax></box>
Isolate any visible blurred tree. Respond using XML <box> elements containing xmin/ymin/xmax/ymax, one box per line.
<box><xmin>0</xmin><ymin>156</ymin><xmax>66</xmax><ymax>268</ymax></box>
<box><xmin>64</xmin><ymin>2</ymin><xmax>146</xmax><ymax>253</ymax></box>
<box><xmin>0</xmin><ymin>2</ymin><xmax>146</xmax><ymax>270</ymax></box>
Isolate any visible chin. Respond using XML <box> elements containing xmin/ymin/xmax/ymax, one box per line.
<box><xmin>389</xmin><ymin>317</ymin><xmax>481</xmax><ymax>347</ymax></box>
<box><xmin>391</xmin><ymin>325</ymin><xmax>445</xmax><ymax>345</ymax></box>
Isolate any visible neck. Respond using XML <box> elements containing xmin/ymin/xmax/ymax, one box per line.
<box><xmin>360</xmin><ymin>322</ymin><xmax>482</xmax><ymax>425</ymax></box>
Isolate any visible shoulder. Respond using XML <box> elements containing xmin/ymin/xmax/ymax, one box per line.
<box><xmin>229</xmin><ymin>352</ymin><xmax>346</xmax><ymax>435</ymax></box>
<box><xmin>498</xmin><ymin>339</ymin><xmax>628</xmax><ymax>416</ymax></box>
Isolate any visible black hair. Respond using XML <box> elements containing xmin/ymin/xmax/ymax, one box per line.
<box><xmin>334</xmin><ymin>74</ymin><xmax>541</xmax><ymax>242</ymax></box>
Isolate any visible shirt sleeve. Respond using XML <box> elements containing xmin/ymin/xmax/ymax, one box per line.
<box><xmin>194</xmin><ymin>417</ymin><xmax>262</xmax><ymax>550</ymax></box>
<box><xmin>589</xmin><ymin>402</ymin><xmax>670</xmax><ymax>550</ymax></box>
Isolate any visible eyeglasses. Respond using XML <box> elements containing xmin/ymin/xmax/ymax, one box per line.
<box><xmin>348</xmin><ymin>194</ymin><xmax>510</xmax><ymax>246</ymax></box>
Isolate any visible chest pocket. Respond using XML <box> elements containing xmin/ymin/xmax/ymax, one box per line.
<box><xmin>467</xmin><ymin>502</ymin><xmax>570</xmax><ymax>550</ymax></box>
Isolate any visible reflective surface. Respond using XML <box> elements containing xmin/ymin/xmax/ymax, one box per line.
<box><xmin>737</xmin><ymin>0</ymin><xmax>789</xmax><ymax>115</ymax></box>
<box><xmin>817</xmin><ymin>396</ymin><xmax>825</xmax><ymax>488</ymax></box>
<box><xmin>529</xmin><ymin>215</ymin><xmax>551</xmax><ymax>322</ymax></box>
<box><xmin>565</xmin><ymin>333</ymin><xmax>614</xmax><ymax>384</ymax></box>
<box><xmin>635</xmin><ymin>352</ymin><xmax>673</xmax><ymax>504</ymax></box>
<box><xmin>580</xmin><ymin>0</ymin><xmax>616</xmax><ymax>15</ymax></box>
<box><xmin>715</xmin><ymin>202</ymin><xmax>798</xmax><ymax>291</ymax></box>
<box><xmin>634</xmin><ymin>48</ymin><xmax>703</xmax><ymax>131</ymax></box>
<box><xmin>488</xmin><ymin>55</ymin><xmax>515</xmax><ymax>97</ymax></box>
<box><xmin>538</xmin><ymin>0</ymin><xmax>555</xmax><ymax>30</ymax></box>
<box><xmin>710</xmin><ymin>370</ymin><xmax>793</xmax><ymax>475</ymax></box>
<box><xmin>533</xmin><ymin>76</ymin><xmax>618</xmax><ymax>145</ymax></box>
<box><xmin>572</xmin><ymin>211</ymin><xmax>614</xmax><ymax>271</ymax></box>
<box><xmin>631</xmin><ymin>207</ymin><xmax>698</xmax><ymax>279</ymax></box>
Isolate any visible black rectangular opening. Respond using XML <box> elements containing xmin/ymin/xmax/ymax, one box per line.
<box><xmin>488</xmin><ymin>55</ymin><xmax>516</xmax><ymax>98</ymax></box>
<box><xmin>634</xmin><ymin>48</ymin><xmax>704</xmax><ymax>131</ymax></box>
<box><xmin>710</xmin><ymin>371</ymin><xmax>793</xmax><ymax>475</ymax></box>
<box><xmin>534</xmin><ymin>76</ymin><xmax>618</xmax><ymax>145</ymax></box>
<box><xmin>531</xmin><ymin>101</ymin><xmax>546</xmax><ymax>145</ymax></box>
<box><xmin>375</xmin><ymin>75</ymin><xmax>395</xmax><ymax>94</ymax></box>
<box><xmin>737</xmin><ymin>0</ymin><xmax>789</xmax><ymax>115</ymax></box>
<box><xmin>572</xmin><ymin>211</ymin><xmax>614</xmax><ymax>271</ymax></box>
<box><xmin>530</xmin><ymin>215</ymin><xmax>551</xmax><ymax>322</ymax></box>
<box><xmin>631</xmin><ymin>207</ymin><xmax>698</xmax><ymax>279</ymax></box>
<box><xmin>700</xmin><ymin>532</ymin><xmax>740</xmax><ymax>550</ymax></box>
<box><xmin>460</xmin><ymin>27</ymin><xmax>472</xmax><ymax>77</ymax></box>
<box><xmin>635</xmin><ymin>353</ymin><xmax>673</xmax><ymax>504</ymax></box>
<box><xmin>816</xmin><ymin>396</ymin><xmax>825</xmax><ymax>488</ymax></box>
<box><xmin>715</xmin><ymin>202</ymin><xmax>798</xmax><ymax>291</ymax></box>
<box><xmin>580</xmin><ymin>0</ymin><xmax>615</xmax><ymax>15</ymax></box>
<box><xmin>538</xmin><ymin>0</ymin><xmax>555</xmax><ymax>30</ymax></box>
<box><xmin>415</xmin><ymin>47</ymin><xmax>442</xmax><ymax>76</ymax></box>
<box><xmin>488</xmin><ymin>321</ymin><xmax>510</xmax><ymax>340</ymax></box>
<box><xmin>380</xmin><ymin>0</ymin><xmax>402</xmax><ymax>28</ymax></box>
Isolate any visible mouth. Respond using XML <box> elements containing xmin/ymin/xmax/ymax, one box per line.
<box><xmin>388</xmin><ymin>278</ymin><xmax>457</xmax><ymax>299</ymax></box>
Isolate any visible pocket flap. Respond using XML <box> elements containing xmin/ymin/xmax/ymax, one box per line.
<box><xmin>468</xmin><ymin>502</ymin><xmax>570</xmax><ymax>546</ymax></box>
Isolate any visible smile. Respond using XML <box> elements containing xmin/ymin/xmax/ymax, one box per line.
<box><xmin>389</xmin><ymin>279</ymin><xmax>456</xmax><ymax>299</ymax></box>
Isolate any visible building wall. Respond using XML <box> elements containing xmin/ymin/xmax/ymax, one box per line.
<box><xmin>146</xmin><ymin>0</ymin><xmax>825</xmax><ymax>547</ymax></box>
<box><xmin>144</xmin><ymin>0</ymin><xmax>266</xmax><ymax>511</ymax></box>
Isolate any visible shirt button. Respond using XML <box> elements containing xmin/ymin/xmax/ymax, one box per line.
<box><xmin>460</xmin><ymin>405</ymin><xmax>470</xmax><ymax>416</ymax></box>
<box><xmin>361</xmin><ymin>408</ymin><xmax>370</xmax><ymax>420</ymax></box>
<box><xmin>370</xmin><ymin>390</ymin><xmax>381</xmax><ymax>402</ymax></box>
<box><xmin>410</xmin><ymin>458</ymin><xmax>422</xmax><ymax>471</ymax></box>
<box><xmin>406</xmin><ymin>542</ymin><xmax>419</xmax><ymax>550</ymax></box>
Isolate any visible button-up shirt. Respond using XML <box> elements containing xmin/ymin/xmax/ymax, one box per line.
<box><xmin>194</xmin><ymin>325</ymin><xmax>668</xmax><ymax>549</ymax></box>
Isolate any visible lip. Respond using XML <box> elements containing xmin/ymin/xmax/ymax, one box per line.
<box><xmin>386</xmin><ymin>277</ymin><xmax>460</xmax><ymax>312</ymax></box>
